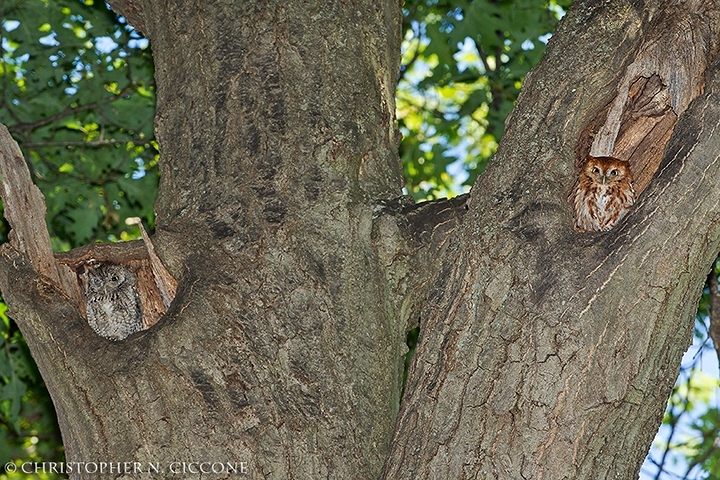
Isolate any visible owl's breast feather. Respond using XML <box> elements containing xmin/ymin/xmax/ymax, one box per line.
<box><xmin>594</xmin><ymin>185</ymin><xmax>610</xmax><ymax>212</ymax></box>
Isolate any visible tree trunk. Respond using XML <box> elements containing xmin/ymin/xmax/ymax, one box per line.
<box><xmin>383</xmin><ymin>1</ymin><xmax>720</xmax><ymax>478</ymax></box>
<box><xmin>1</xmin><ymin>0</ymin><xmax>720</xmax><ymax>479</ymax></box>
<box><xmin>2</xmin><ymin>0</ymin><xmax>413</xmax><ymax>477</ymax></box>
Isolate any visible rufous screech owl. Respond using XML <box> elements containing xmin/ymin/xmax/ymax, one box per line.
<box><xmin>572</xmin><ymin>155</ymin><xmax>635</xmax><ymax>232</ymax></box>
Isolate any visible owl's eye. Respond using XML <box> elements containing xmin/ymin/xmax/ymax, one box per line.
<box><xmin>610</xmin><ymin>169</ymin><xmax>618</xmax><ymax>176</ymax></box>
<box><xmin>591</xmin><ymin>167</ymin><xmax>600</xmax><ymax>174</ymax></box>
<box><xmin>111</xmin><ymin>275</ymin><xmax>119</xmax><ymax>282</ymax></box>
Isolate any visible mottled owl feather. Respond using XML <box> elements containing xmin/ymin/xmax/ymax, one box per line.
<box><xmin>85</xmin><ymin>264</ymin><xmax>143</xmax><ymax>341</ymax></box>
<box><xmin>573</xmin><ymin>155</ymin><xmax>635</xmax><ymax>232</ymax></box>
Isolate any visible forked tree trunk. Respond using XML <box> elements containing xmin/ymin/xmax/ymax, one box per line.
<box><xmin>1</xmin><ymin>1</ymin><xmax>720</xmax><ymax>479</ymax></box>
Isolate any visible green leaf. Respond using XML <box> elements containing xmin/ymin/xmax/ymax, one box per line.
<box><xmin>2</xmin><ymin>374</ymin><xmax>27</xmax><ymax>433</ymax></box>
<box><xmin>0</xmin><ymin>350</ymin><xmax>12</xmax><ymax>380</ymax></box>
<box><xmin>9</xmin><ymin>346</ymin><xmax>38</xmax><ymax>383</ymax></box>
<box><xmin>66</xmin><ymin>204</ymin><xmax>103</xmax><ymax>243</ymax></box>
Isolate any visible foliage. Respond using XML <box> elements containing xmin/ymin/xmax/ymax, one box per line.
<box><xmin>0</xmin><ymin>304</ymin><xmax>63</xmax><ymax>477</ymax></box>
<box><xmin>398</xmin><ymin>0</ymin><xmax>572</xmax><ymax>200</ymax></box>
<box><xmin>1</xmin><ymin>0</ymin><xmax>157</xmax><ymax>250</ymax></box>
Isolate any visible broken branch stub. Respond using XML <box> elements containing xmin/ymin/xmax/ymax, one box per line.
<box><xmin>0</xmin><ymin>124</ymin><xmax>80</xmax><ymax>303</ymax></box>
<box><xmin>126</xmin><ymin>217</ymin><xmax>177</xmax><ymax>309</ymax></box>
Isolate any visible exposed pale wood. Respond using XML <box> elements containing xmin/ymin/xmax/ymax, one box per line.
<box><xmin>575</xmin><ymin>75</ymin><xmax>678</xmax><ymax>197</ymax></box>
<box><xmin>613</xmin><ymin>75</ymin><xmax>678</xmax><ymax>194</ymax></box>
<box><xmin>590</xmin><ymin>2</ymin><xmax>718</xmax><ymax>195</ymax></box>
<box><xmin>126</xmin><ymin>218</ymin><xmax>177</xmax><ymax>309</ymax></box>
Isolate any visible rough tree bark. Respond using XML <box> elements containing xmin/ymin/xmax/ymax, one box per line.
<box><xmin>0</xmin><ymin>1</ymin><xmax>719</xmax><ymax>479</ymax></box>
<box><xmin>383</xmin><ymin>1</ymin><xmax>720</xmax><ymax>478</ymax></box>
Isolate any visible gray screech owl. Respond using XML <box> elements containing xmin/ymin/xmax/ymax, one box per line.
<box><xmin>85</xmin><ymin>264</ymin><xmax>143</xmax><ymax>341</ymax></box>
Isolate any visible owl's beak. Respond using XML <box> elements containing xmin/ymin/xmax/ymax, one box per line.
<box><xmin>600</xmin><ymin>174</ymin><xmax>608</xmax><ymax>185</ymax></box>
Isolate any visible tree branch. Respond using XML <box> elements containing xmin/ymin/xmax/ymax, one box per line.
<box><xmin>8</xmin><ymin>103</ymin><xmax>97</xmax><ymax>135</ymax></box>
<box><xmin>383</xmin><ymin>1</ymin><xmax>720</xmax><ymax>478</ymax></box>
<box><xmin>0</xmin><ymin>124</ymin><xmax>78</xmax><ymax>302</ymax></box>
<box><xmin>20</xmin><ymin>139</ymin><xmax>149</xmax><ymax>148</ymax></box>
<box><xmin>7</xmin><ymin>87</ymin><xmax>140</xmax><ymax>136</ymax></box>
